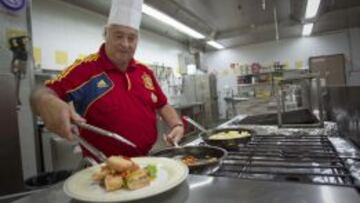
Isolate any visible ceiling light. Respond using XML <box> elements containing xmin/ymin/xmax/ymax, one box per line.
<box><xmin>207</xmin><ymin>41</ymin><xmax>225</xmax><ymax>49</ymax></box>
<box><xmin>302</xmin><ymin>23</ymin><xmax>314</xmax><ymax>36</ymax></box>
<box><xmin>142</xmin><ymin>4</ymin><xmax>205</xmax><ymax>39</ymax></box>
<box><xmin>305</xmin><ymin>0</ymin><xmax>321</xmax><ymax>19</ymax></box>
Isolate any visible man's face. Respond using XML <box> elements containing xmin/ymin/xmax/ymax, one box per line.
<box><xmin>105</xmin><ymin>25</ymin><xmax>138</xmax><ymax>67</ymax></box>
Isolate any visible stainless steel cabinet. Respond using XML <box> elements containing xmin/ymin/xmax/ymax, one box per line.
<box><xmin>0</xmin><ymin>74</ymin><xmax>24</xmax><ymax>195</ymax></box>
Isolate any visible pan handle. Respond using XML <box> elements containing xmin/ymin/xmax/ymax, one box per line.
<box><xmin>173</xmin><ymin>142</ymin><xmax>180</xmax><ymax>148</ymax></box>
<box><xmin>182</xmin><ymin>116</ymin><xmax>208</xmax><ymax>133</ymax></box>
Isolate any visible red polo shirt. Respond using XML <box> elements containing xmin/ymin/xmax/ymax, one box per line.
<box><xmin>45</xmin><ymin>44</ymin><xmax>167</xmax><ymax>158</ymax></box>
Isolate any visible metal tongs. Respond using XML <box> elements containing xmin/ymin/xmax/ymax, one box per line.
<box><xmin>170</xmin><ymin>116</ymin><xmax>208</xmax><ymax>148</ymax></box>
<box><xmin>72</xmin><ymin>122</ymin><xmax>138</xmax><ymax>162</ymax></box>
<box><xmin>182</xmin><ymin>116</ymin><xmax>208</xmax><ymax>133</ymax></box>
<box><xmin>74</xmin><ymin>133</ymin><xmax>107</xmax><ymax>163</ymax></box>
<box><xmin>75</xmin><ymin>122</ymin><xmax>137</xmax><ymax>148</ymax></box>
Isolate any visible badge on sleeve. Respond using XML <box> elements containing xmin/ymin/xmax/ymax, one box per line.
<box><xmin>97</xmin><ymin>79</ymin><xmax>109</xmax><ymax>88</ymax></box>
<box><xmin>142</xmin><ymin>73</ymin><xmax>155</xmax><ymax>90</ymax></box>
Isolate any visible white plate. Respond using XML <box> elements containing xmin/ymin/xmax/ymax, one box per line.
<box><xmin>63</xmin><ymin>157</ymin><xmax>189</xmax><ymax>202</ymax></box>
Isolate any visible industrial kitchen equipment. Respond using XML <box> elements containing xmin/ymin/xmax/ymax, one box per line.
<box><xmin>275</xmin><ymin>73</ymin><xmax>324</xmax><ymax>128</ymax></box>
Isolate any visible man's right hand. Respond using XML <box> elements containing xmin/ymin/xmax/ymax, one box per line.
<box><xmin>36</xmin><ymin>93</ymin><xmax>85</xmax><ymax>141</ymax></box>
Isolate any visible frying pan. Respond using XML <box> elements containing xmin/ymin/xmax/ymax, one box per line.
<box><xmin>200</xmin><ymin>128</ymin><xmax>254</xmax><ymax>150</ymax></box>
<box><xmin>182</xmin><ymin>116</ymin><xmax>254</xmax><ymax>150</ymax></box>
<box><xmin>151</xmin><ymin>145</ymin><xmax>227</xmax><ymax>175</ymax></box>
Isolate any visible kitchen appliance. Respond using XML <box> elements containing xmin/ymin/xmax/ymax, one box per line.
<box><xmin>191</xmin><ymin>133</ymin><xmax>360</xmax><ymax>189</ymax></box>
<box><xmin>275</xmin><ymin>73</ymin><xmax>324</xmax><ymax>128</ymax></box>
<box><xmin>182</xmin><ymin>74</ymin><xmax>219</xmax><ymax>126</ymax></box>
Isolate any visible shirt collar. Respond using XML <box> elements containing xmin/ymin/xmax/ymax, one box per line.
<box><xmin>98</xmin><ymin>43</ymin><xmax>137</xmax><ymax>72</ymax></box>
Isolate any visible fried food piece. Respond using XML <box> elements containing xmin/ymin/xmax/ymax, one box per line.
<box><xmin>104</xmin><ymin>174</ymin><xmax>124</xmax><ymax>192</ymax></box>
<box><xmin>92</xmin><ymin>166</ymin><xmax>110</xmax><ymax>181</ymax></box>
<box><xmin>92</xmin><ymin>156</ymin><xmax>156</xmax><ymax>192</ymax></box>
<box><xmin>125</xmin><ymin>169</ymin><xmax>151</xmax><ymax>190</ymax></box>
<box><xmin>181</xmin><ymin>155</ymin><xmax>198</xmax><ymax>166</ymax></box>
<box><xmin>106</xmin><ymin>156</ymin><xmax>134</xmax><ymax>173</ymax></box>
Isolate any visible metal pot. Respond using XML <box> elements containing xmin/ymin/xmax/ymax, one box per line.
<box><xmin>200</xmin><ymin>128</ymin><xmax>254</xmax><ymax>150</ymax></box>
<box><xmin>150</xmin><ymin>145</ymin><xmax>227</xmax><ymax>175</ymax></box>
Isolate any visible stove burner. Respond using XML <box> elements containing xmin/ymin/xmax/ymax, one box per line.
<box><xmin>193</xmin><ymin>134</ymin><xmax>356</xmax><ymax>187</ymax></box>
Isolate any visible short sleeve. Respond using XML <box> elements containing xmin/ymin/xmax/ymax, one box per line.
<box><xmin>45</xmin><ymin>59</ymin><xmax>94</xmax><ymax>101</ymax></box>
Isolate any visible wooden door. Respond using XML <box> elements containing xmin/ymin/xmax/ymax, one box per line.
<box><xmin>309</xmin><ymin>54</ymin><xmax>346</xmax><ymax>86</ymax></box>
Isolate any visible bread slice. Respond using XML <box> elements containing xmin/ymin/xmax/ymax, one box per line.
<box><xmin>104</xmin><ymin>174</ymin><xmax>124</xmax><ymax>191</ymax></box>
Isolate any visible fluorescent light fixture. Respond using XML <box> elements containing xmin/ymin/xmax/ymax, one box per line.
<box><xmin>207</xmin><ymin>40</ymin><xmax>225</xmax><ymax>49</ymax></box>
<box><xmin>142</xmin><ymin>4</ymin><xmax>205</xmax><ymax>39</ymax></box>
<box><xmin>302</xmin><ymin>23</ymin><xmax>314</xmax><ymax>36</ymax></box>
<box><xmin>305</xmin><ymin>0</ymin><xmax>321</xmax><ymax>19</ymax></box>
<box><xmin>187</xmin><ymin>64</ymin><xmax>197</xmax><ymax>75</ymax></box>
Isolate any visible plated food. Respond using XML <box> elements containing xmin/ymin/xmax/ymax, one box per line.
<box><xmin>64</xmin><ymin>157</ymin><xmax>188</xmax><ymax>202</ymax></box>
<box><xmin>209</xmin><ymin>130</ymin><xmax>251</xmax><ymax>140</ymax></box>
<box><xmin>92</xmin><ymin>156</ymin><xmax>157</xmax><ymax>192</ymax></box>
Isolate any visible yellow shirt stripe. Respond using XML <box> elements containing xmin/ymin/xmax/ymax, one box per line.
<box><xmin>45</xmin><ymin>53</ymin><xmax>99</xmax><ymax>85</ymax></box>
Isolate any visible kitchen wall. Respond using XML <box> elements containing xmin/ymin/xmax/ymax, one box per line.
<box><xmin>0</xmin><ymin>1</ymin><xmax>37</xmax><ymax>180</ymax></box>
<box><xmin>347</xmin><ymin>27</ymin><xmax>360</xmax><ymax>85</ymax></box>
<box><xmin>32</xmin><ymin>0</ymin><xmax>187</xmax><ymax>71</ymax></box>
<box><xmin>204</xmin><ymin>29</ymin><xmax>360</xmax><ymax>119</ymax></box>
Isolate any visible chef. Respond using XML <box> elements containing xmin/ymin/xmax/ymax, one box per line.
<box><xmin>30</xmin><ymin>0</ymin><xmax>184</xmax><ymax>159</ymax></box>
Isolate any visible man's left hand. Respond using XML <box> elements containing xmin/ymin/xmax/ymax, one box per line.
<box><xmin>164</xmin><ymin>125</ymin><xmax>184</xmax><ymax>146</ymax></box>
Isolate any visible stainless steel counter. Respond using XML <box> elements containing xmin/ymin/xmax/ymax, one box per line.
<box><xmin>12</xmin><ymin>175</ymin><xmax>360</xmax><ymax>203</ymax></box>
<box><xmin>218</xmin><ymin>114</ymin><xmax>339</xmax><ymax>136</ymax></box>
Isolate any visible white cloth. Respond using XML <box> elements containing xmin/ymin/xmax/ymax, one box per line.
<box><xmin>108</xmin><ymin>0</ymin><xmax>143</xmax><ymax>30</ymax></box>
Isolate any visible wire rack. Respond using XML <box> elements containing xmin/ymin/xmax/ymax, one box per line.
<box><xmin>208</xmin><ymin>134</ymin><xmax>357</xmax><ymax>187</ymax></box>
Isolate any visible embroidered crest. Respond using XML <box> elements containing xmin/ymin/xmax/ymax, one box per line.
<box><xmin>97</xmin><ymin>79</ymin><xmax>108</xmax><ymax>88</ymax></box>
<box><xmin>142</xmin><ymin>73</ymin><xmax>155</xmax><ymax>90</ymax></box>
<box><xmin>151</xmin><ymin>92</ymin><xmax>158</xmax><ymax>103</ymax></box>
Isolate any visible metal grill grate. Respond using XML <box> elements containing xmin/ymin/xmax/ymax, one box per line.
<box><xmin>208</xmin><ymin>135</ymin><xmax>356</xmax><ymax>187</ymax></box>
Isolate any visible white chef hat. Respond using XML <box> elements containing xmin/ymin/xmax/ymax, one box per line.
<box><xmin>108</xmin><ymin>0</ymin><xmax>143</xmax><ymax>30</ymax></box>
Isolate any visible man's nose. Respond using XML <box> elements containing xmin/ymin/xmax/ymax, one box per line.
<box><xmin>120</xmin><ymin>37</ymin><xmax>130</xmax><ymax>49</ymax></box>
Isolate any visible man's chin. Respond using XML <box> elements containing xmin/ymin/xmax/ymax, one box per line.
<box><xmin>115</xmin><ymin>58</ymin><xmax>131</xmax><ymax>66</ymax></box>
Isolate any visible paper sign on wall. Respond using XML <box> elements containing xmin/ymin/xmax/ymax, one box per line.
<box><xmin>33</xmin><ymin>47</ymin><xmax>41</xmax><ymax>65</ymax></box>
<box><xmin>295</xmin><ymin>60</ymin><xmax>304</xmax><ymax>69</ymax></box>
<box><xmin>222</xmin><ymin>69</ymin><xmax>229</xmax><ymax>76</ymax></box>
<box><xmin>55</xmin><ymin>50</ymin><xmax>68</xmax><ymax>65</ymax></box>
